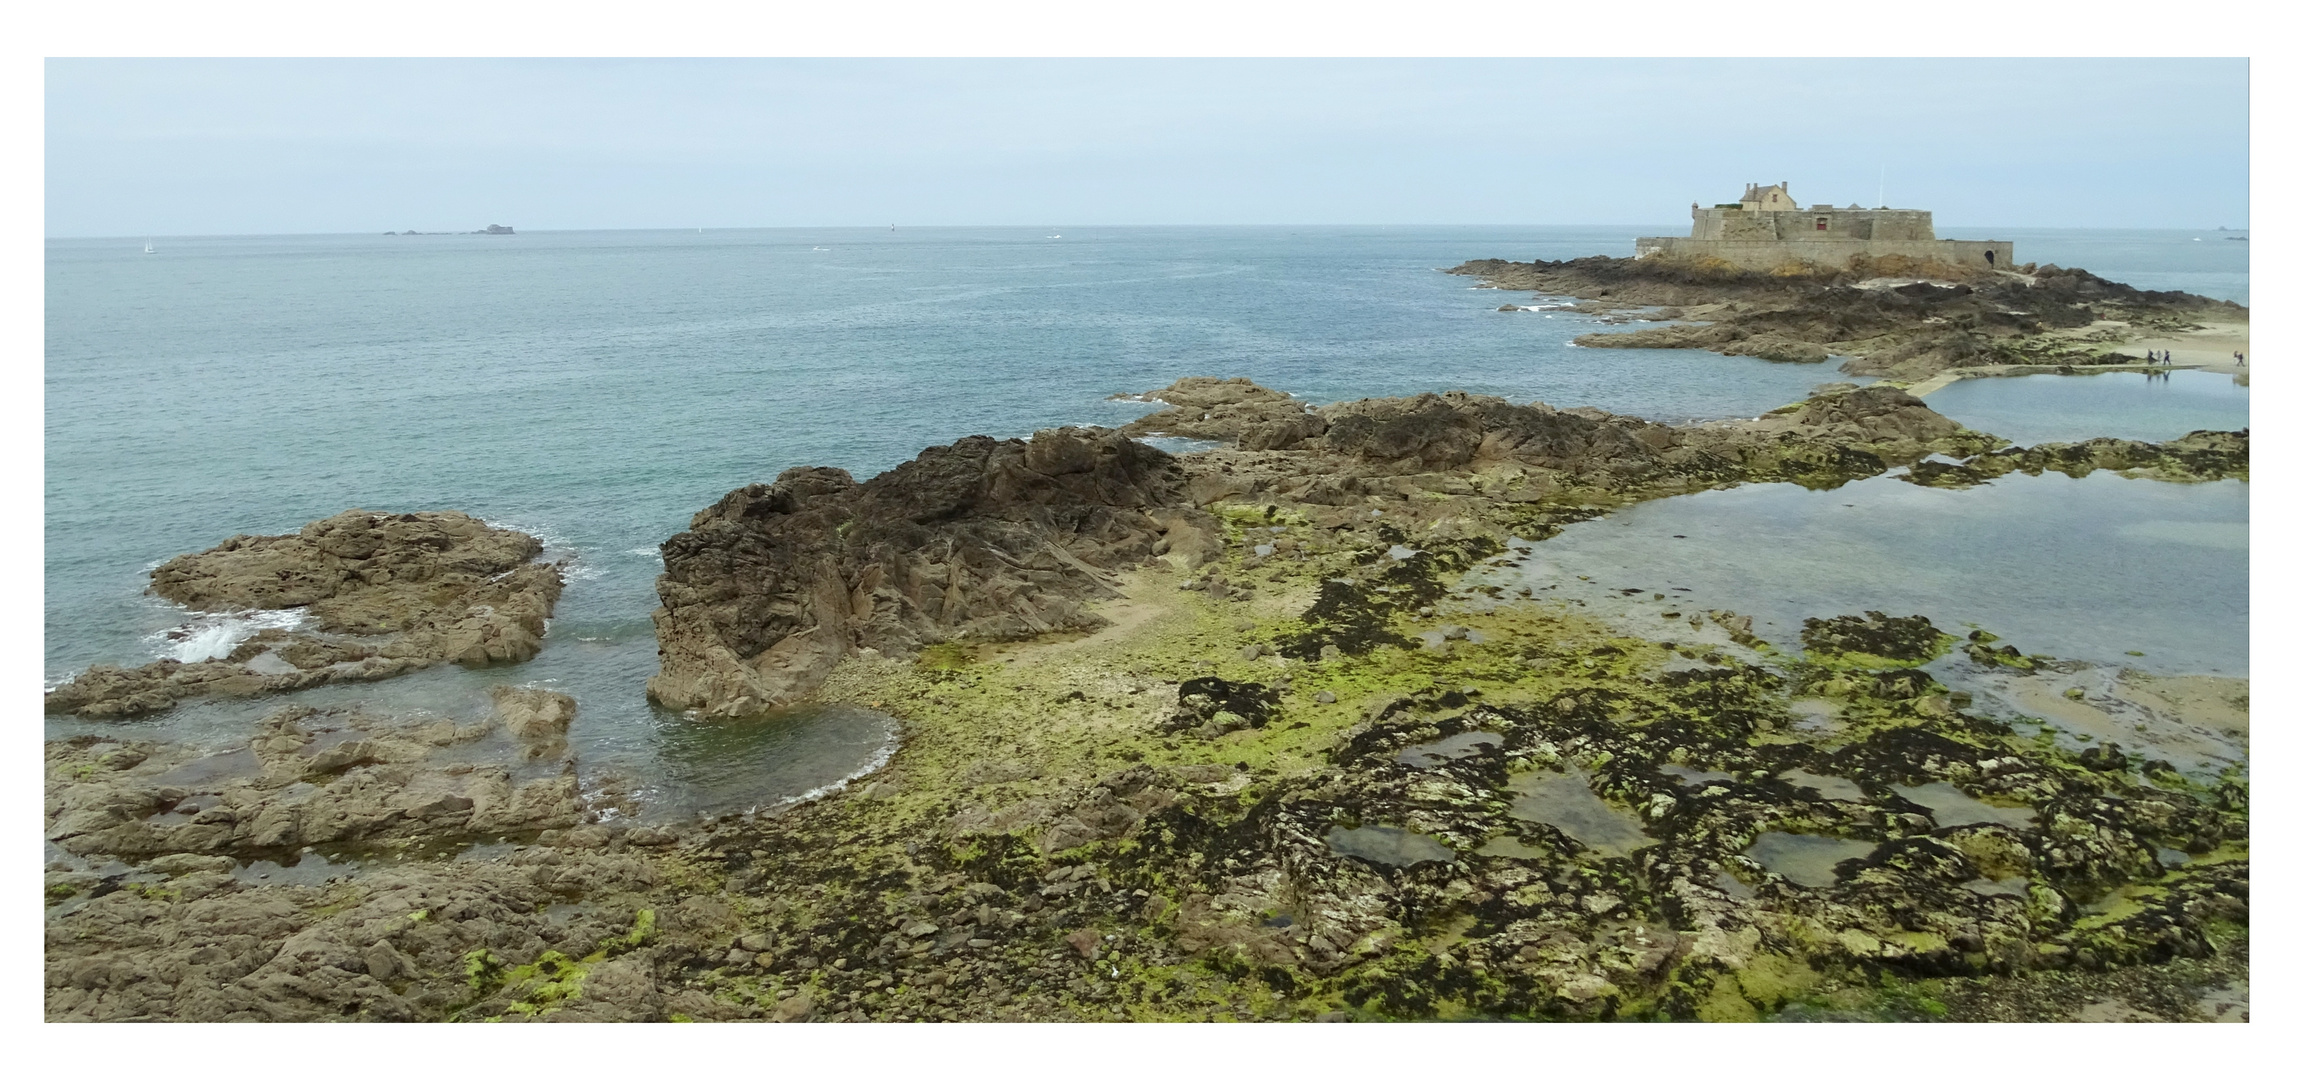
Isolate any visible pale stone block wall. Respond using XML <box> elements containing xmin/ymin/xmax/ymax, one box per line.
<box><xmin>1630</xmin><ymin>237</ymin><xmax>2016</xmax><ymax>271</ymax></box>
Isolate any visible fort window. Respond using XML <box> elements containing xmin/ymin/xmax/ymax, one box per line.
<box><xmin>1815</xmin><ymin>217</ymin><xmax>1829</xmax><ymax>231</ymax></box>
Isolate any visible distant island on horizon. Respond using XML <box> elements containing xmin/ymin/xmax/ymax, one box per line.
<box><xmin>384</xmin><ymin>224</ymin><xmax>513</xmax><ymax>236</ymax></box>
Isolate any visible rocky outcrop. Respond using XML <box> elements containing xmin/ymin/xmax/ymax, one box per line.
<box><xmin>1115</xmin><ymin>376</ymin><xmax>1326</xmax><ymax>449</ymax></box>
<box><xmin>648</xmin><ymin>427</ymin><xmax>1197</xmax><ymax>717</ymax></box>
<box><xmin>491</xmin><ymin>686</ymin><xmax>577</xmax><ymax>761</ymax></box>
<box><xmin>45</xmin><ymin>511</ymin><xmax>564</xmax><ymax>718</ymax></box>
<box><xmin>1800</xmin><ymin>611</ymin><xmax>1953</xmax><ymax>665</ymax></box>
<box><xmin>1452</xmin><ymin>255</ymin><xmax>2246</xmax><ymax>381</ymax></box>
<box><xmin>1756</xmin><ymin>384</ymin><xmax>1966</xmax><ymax>446</ymax></box>
<box><xmin>651</xmin><ymin>382</ymin><xmax>2021</xmax><ymax>717</ymax></box>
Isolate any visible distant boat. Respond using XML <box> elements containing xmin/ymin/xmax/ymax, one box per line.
<box><xmin>1046</xmin><ymin>234</ymin><xmax>1062</xmax><ymax>239</ymax></box>
<box><xmin>142</xmin><ymin>241</ymin><xmax>154</xmax><ymax>255</ymax></box>
<box><xmin>812</xmin><ymin>246</ymin><xmax>830</xmax><ymax>252</ymax></box>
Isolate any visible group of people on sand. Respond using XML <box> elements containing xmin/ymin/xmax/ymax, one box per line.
<box><xmin>2139</xmin><ymin>348</ymin><xmax>2251</xmax><ymax>368</ymax></box>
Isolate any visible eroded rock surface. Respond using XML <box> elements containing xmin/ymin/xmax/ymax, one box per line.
<box><xmin>44</xmin><ymin>705</ymin><xmax>583</xmax><ymax>862</ymax></box>
<box><xmin>46</xmin><ymin>510</ymin><xmax>564</xmax><ymax>718</ymax></box>
<box><xmin>648</xmin><ymin>427</ymin><xmax>1197</xmax><ymax>716</ymax></box>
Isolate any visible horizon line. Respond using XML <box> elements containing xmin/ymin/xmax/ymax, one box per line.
<box><xmin>46</xmin><ymin>222</ymin><xmax>2251</xmax><ymax>242</ymax></box>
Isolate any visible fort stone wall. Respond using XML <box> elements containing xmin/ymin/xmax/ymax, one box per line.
<box><xmin>1632</xmin><ymin>236</ymin><xmax>2016</xmax><ymax>271</ymax></box>
<box><xmin>1637</xmin><ymin>183</ymin><xmax>2012</xmax><ymax>272</ymax></box>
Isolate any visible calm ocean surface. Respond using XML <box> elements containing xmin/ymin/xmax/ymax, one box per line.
<box><xmin>44</xmin><ymin>226</ymin><xmax>2249</xmax><ymax>817</ymax></box>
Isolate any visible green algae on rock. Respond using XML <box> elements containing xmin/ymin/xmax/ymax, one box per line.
<box><xmin>46</xmin><ymin>375</ymin><xmax>2249</xmax><ymax>1023</ymax></box>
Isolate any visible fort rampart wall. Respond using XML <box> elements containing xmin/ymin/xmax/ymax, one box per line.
<box><xmin>1631</xmin><ymin>236</ymin><xmax>2016</xmax><ymax>271</ymax></box>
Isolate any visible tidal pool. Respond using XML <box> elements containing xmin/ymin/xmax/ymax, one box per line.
<box><xmin>1779</xmin><ymin>770</ymin><xmax>1865</xmax><ymax>802</ymax></box>
<box><xmin>1327</xmin><ymin>825</ymin><xmax>1454</xmax><ymax>868</ymax></box>
<box><xmin>1660</xmin><ymin>764</ymin><xmax>1734</xmax><ymax>787</ymax></box>
<box><xmin>1507</xmin><ymin>769</ymin><xmax>1653</xmax><ymax>856</ymax></box>
<box><xmin>1396</xmin><ymin>731</ymin><xmax>1504</xmax><ymax>769</ymax></box>
<box><xmin>1892</xmin><ymin>781</ymin><xmax>2038</xmax><ymax>829</ymax></box>
<box><xmin>1477</xmin><ymin>469</ymin><xmax>2246</xmax><ymax>677</ymax></box>
<box><xmin>1924</xmin><ymin>370</ymin><xmax>2247</xmax><ymax>446</ymax></box>
<box><xmin>1476</xmin><ymin>835</ymin><xmax>1554</xmax><ymax>860</ymax></box>
<box><xmin>46</xmin><ymin>665</ymin><xmax>899</xmax><ymax>826</ymax></box>
<box><xmin>1746</xmin><ymin>832</ymin><xmax>1880</xmax><ymax>888</ymax></box>
<box><xmin>1965</xmin><ymin>876</ymin><xmax>2031</xmax><ymax>898</ymax></box>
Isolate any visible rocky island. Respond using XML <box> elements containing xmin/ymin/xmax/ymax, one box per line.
<box><xmin>1451</xmin><ymin>253</ymin><xmax>2249</xmax><ymax>391</ymax></box>
<box><xmin>45</xmin><ymin>510</ymin><xmax>565</xmax><ymax>718</ymax></box>
<box><xmin>47</xmin><ymin>361</ymin><xmax>2248</xmax><ymax>1021</ymax></box>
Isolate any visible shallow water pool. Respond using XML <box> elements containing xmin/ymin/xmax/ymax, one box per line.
<box><xmin>1746</xmin><ymin>832</ymin><xmax>1879</xmax><ymax>888</ymax></box>
<box><xmin>1507</xmin><ymin>768</ymin><xmax>1653</xmax><ymax>856</ymax></box>
<box><xmin>1479</xmin><ymin>469</ymin><xmax>2246</xmax><ymax>677</ymax></box>
<box><xmin>1925</xmin><ymin>370</ymin><xmax>2246</xmax><ymax>446</ymax></box>
<box><xmin>44</xmin><ymin>666</ymin><xmax>898</xmax><ymax>826</ymax></box>
<box><xmin>1327</xmin><ymin>825</ymin><xmax>1454</xmax><ymax>868</ymax></box>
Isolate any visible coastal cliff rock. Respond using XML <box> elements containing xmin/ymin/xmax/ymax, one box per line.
<box><xmin>1452</xmin><ymin>254</ymin><xmax>2245</xmax><ymax>381</ymax></box>
<box><xmin>648</xmin><ymin>426</ymin><xmax>1196</xmax><ymax>717</ymax></box>
<box><xmin>45</xmin><ymin>510</ymin><xmax>565</xmax><ymax>718</ymax></box>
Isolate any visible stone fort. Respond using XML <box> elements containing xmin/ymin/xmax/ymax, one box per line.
<box><xmin>1635</xmin><ymin>181</ymin><xmax>2013</xmax><ymax>271</ymax></box>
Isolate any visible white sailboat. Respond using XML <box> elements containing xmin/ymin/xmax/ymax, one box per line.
<box><xmin>142</xmin><ymin>241</ymin><xmax>155</xmax><ymax>254</ymax></box>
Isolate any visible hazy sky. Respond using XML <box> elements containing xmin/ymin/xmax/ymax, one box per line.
<box><xmin>46</xmin><ymin>58</ymin><xmax>2249</xmax><ymax>236</ymax></box>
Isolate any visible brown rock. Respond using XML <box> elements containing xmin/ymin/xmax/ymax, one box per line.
<box><xmin>45</xmin><ymin>511</ymin><xmax>564</xmax><ymax>718</ymax></box>
<box><xmin>648</xmin><ymin>426</ymin><xmax>1194</xmax><ymax>717</ymax></box>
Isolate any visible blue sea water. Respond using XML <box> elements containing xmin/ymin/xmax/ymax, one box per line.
<box><xmin>43</xmin><ymin>225</ymin><xmax>2249</xmax><ymax>816</ymax></box>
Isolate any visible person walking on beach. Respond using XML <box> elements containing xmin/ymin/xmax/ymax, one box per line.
<box><xmin>2164</xmin><ymin>350</ymin><xmax>2172</xmax><ymax>365</ymax></box>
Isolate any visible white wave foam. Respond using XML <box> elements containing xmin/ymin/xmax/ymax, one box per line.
<box><xmin>482</xmin><ymin>519</ymin><xmax>574</xmax><ymax>558</ymax></box>
<box><xmin>567</xmin><ymin>565</ymin><xmax>608</xmax><ymax>581</ymax></box>
<box><xmin>627</xmin><ymin>547</ymin><xmax>661</xmax><ymax>558</ymax></box>
<box><xmin>146</xmin><ymin>608</ymin><xmax>314</xmax><ymax>663</ymax></box>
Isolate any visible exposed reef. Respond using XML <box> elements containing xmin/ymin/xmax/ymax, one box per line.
<box><xmin>652</xmin><ymin>380</ymin><xmax>2003</xmax><ymax>719</ymax></box>
<box><xmin>45</xmin><ymin>511</ymin><xmax>566</xmax><ymax>718</ymax></box>
<box><xmin>1449</xmin><ymin>254</ymin><xmax>2246</xmax><ymax>382</ymax></box>
<box><xmin>46</xmin><ymin>379</ymin><xmax>2248</xmax><ymax>1023</ymax></box>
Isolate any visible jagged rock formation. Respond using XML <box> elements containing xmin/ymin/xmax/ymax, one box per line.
<box><xmin>648</xmin><ymin>427</ymin><xmax>1197</xmax><ymax>717</ymax></box>
<box><xmin>1450</xmin><ymin>255</ymin><xmax>2245</xmax><ymax>381</ymax></box>
<box><xmin>45</xmin><ymin>510</ymin><xmax>564</xmax><ymax>718</ymax></box>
